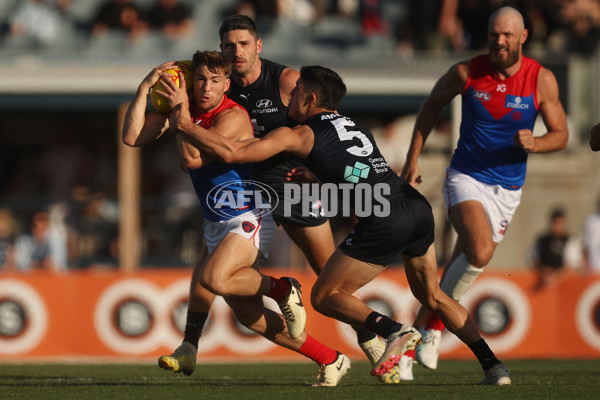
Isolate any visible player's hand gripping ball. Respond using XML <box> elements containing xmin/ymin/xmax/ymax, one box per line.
<box><xmin>151</xmin><ymin>60</ymin><xmax>193</xmax><ymax>112</ymax></box>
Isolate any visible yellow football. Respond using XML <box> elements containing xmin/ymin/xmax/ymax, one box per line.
<box><xmin>150</xmin><ymin>60</ymin><xmax>193</xmax><ymax>112</ymax></box>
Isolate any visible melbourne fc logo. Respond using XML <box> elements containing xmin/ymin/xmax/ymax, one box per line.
<box><xmin>473</xmin><ymin>90</ymin><xmax>491</xmax><ymax>101</ymax></box>
<box><xmin>206</xmin><ymin>180</ymin><xmax>278</xmax><ymax>219</ymax></box>
<box><xmin>256</xmin><ymin>99</ymin><xmax>273</xmax><ymax>108</ymax></box>
<box><xmin>242</xmin><ymin>221</ymin><xmax>256</xmax><ymax>233</ymax></box>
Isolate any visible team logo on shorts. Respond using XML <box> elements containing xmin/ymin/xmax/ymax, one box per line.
<box><xmin>310</xmin><ymin>200</ymin><xmax>324</xmax><ymax>218</ymax></box>
<box><xmin>498</xmin><ymin>220</ymin><xmax>509</xmax><ymax>235</ymax></box>
<box><xmin>242</xmin><ymin>221</ymin><xmax>256</xmax><ymax>233</ymax></box>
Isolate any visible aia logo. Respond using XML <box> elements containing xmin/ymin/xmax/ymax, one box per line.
<box><xmin>473</xmin><ymin>90</ymin><xmax>491</xmax><ymax>101</ymax></box>
<box><xmin>256</xmin><ymin>99</ymin><xmax>272</xmax><ymax>108</ymax></box>
<box><xmin>242</xmin><ymin>221</ymin><xmax>256</xmax><ymax>233</ymax></box>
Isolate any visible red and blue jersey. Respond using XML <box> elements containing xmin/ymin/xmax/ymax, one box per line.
<box><xmin>187</xmin><ymin>95</ymin><xmax>255</xmax><ymax>222</ymax></box>
<box><xmin>450</xmin><ymin>54</ymin><xmax>541</xmax><ymax>189</ymax></box>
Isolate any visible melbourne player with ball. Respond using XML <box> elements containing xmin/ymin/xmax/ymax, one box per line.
<box><xmin>122</xmin><ymin>51</ymin><xmax>351</xmax><ymax>387</ymax></box>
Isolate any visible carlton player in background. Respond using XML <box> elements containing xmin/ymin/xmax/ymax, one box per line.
<box><xmin>400</xmin><ymin>6</ymin><xmax>568</xmax><ymax>378</ymax></box>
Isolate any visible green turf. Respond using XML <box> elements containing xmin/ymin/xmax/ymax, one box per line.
<box><xmin>1</xmin><ymin>359</ymin><xmax>599</xmax><ymax>400</ymax></box>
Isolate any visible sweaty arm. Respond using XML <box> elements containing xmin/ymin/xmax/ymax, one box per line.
<box><xmin>172</xmin><ymin>106</ymin><xmax>254</xmax><ymax>169</ymax></box>
<box><xmin>177</xmin><ymin>121</ymin><xmax>314</xmax><ymax>165</ymax></box>
<box><xmin>401</xmin><ymin>61</ymin><xmax>468</xmax><ymax>186</ymax></box>
<box><xmin>122</xmin><ymin>61</ymin><xmax>179</xmax><ymax>147</ymax></box>
<box><xmin>515</xmin><ymin>67</ymin><xmax>568</xmax><ymax>153</ymax></box>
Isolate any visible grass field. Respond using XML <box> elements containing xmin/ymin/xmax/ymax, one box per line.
<box><xmin>2</xmin><ymin>359</ymin><xmax>600</xmax><ymax>400</ymax></box>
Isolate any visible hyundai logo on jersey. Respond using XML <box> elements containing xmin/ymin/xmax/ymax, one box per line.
<box><xmin>256</xmin><ymin>99</ymin><xmax>273</xmax><ymax>108</ymax></box>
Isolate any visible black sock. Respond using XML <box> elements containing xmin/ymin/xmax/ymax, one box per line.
<box><xmin>364</xmin><ymin>312</ymin><xmax>400</xmax><ymax>338</ymax></box>
<box><xmin>183</xmin><ymin>311</ymin><xmax>209</xmax><ymax>348</ymax></box>
<box><xmin>353</xmin><ymin>326</ymin><xmax>377</xmax><ymax>344</ymax></box>
<box><xmin>468</xmin><ymin>339</ymin><xmax>501</xmax><ymax>370</ymax></box>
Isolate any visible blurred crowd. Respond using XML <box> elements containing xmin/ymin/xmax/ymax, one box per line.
<box><xmin>0</xmin><ymin>0</ymin><xmax>598</xmax><ymax>56</ymax></box>
<box><xmin>2</xmin><ymin>111</ymin><xmax>600</xmax><ymax>274</ymax></box>
<box><xmin>1</xmin><ymin>0</ymin><xmax>600</xmax><ymax>272</ymax></box>
<box><xmin>0</xmin><ymin>114</ymin><xmax>206</xmax><ymax>271</ymax></box>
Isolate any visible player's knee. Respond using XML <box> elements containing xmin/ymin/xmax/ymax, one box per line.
<box><xmin>310</xmin><ymin>286</ymin><xmax>327</xmax><ymax>315</ymax></box>
<box><xmin>199</xmin><ymin>275</ymin><xmax>227</xmax><ymax>296</ymax></box>
<box><xmin>190</xmin><ymin>279</ymin><xmax>206</xmax><ymax>297</ymax></box>
<box><xmin>233</xmin><ymin>312</ymin><xmax>260</xmax><ymax>331</ymax></box>
<box><xmin>464</xmin><ymin>247</ymin><xmax>493</xmax><ymax>268</ymax></box>
<box><xmin>416</xmin><ymin>291</ymin><xmax>441</xmax><ymax>312</ymax></box>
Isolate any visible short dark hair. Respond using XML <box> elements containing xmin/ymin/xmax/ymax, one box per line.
<box><xmin>299</xmin><ymin>66</ymin><xmax>346</xmax><ymax>110</ymax></box>
<box><xmin>550</xmin><ymin>207</ymin><xmax>565</xmax><ymax>220</ymax></box>
<box><xmin>219</xmin><ymin>14</ymin><xmax>259</xmax><ymax>41</ymax></box>
<box><xmin>192</xmin><ymin>50</ymin><xmax>232</xmax><ymax>78</ymax></box>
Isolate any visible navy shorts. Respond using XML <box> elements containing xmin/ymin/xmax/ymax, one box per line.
<box><xmin>339</xmin><ymin>186</ymin><xmax>434</xmax><ymax>266</ymax></box>
<box><xmin>271</xmin><ymin>189</ymin><xmax>329</xmax><ymax>227</ymax></box>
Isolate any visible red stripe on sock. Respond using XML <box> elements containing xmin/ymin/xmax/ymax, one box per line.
<box><xmin>425</xmin><ymin>313</ymin><xmax>445</xmax><ymax>331</ymax></box>
<box><xmin>404</xmin><ymin>349</ymin><xmax>415</xmax><ymax>360</ymax></box>
<box><xmin>298</xmin><ymin>334</ymin><xmax>337</xmax><ymax>365</ymax></box>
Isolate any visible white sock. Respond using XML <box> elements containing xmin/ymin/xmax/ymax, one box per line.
<box><xmin>439</xmin><ymin>253</ymin><xmax>483</xmax><ymax>301</ymax></box>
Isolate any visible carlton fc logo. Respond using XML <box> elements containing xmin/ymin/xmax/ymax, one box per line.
<box><xmin>256</xmin><ymin>99</ymin><xmax>273</xmax><ymax>108</ymax></box>
<box><xmin>473</xmin><ymin>90</ymin><xmax>491</xmax><ymax>101</ymax></box>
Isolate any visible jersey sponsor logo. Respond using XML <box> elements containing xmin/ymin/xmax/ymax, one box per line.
<box><xmin>344</xmin><ymin>162</ymin><xmax>370</xmax><ymax>183</ymax></box>
<box><xmin>505</xmin><ymin>95</ymin><xmax>530</xmax><ymax>110</ymax></box>
<box><xmin>256</xmin><ymin>99</ymin><xmax>273</xmax><ymax>108</ymax></box>
<box><xmin>252</xmin><ymin>107</ymin><xmax>279</xmax><ymax>114</ymax></box>
<box><xmin>473</xmin><ymin>90</ymin><xmax>491</xmax><ymax>101</ymax></box>
<box><xmin>369</xmin><ymin>157</ymin><xmax>390</xmax><ymax>173</ymax></box>
<box><xmin>497</xmin><ymin>83</ymin><xmax>507</xmax><ymax>92</ymax></box>
<box><xmin>242</xmin><ymin>221</ymin><xmax>256</xmax><ymax>233</ymax></box>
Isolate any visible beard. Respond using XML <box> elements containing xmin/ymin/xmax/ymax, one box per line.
<box><xmin>489</xmin><ymin>44</ymin><xmax>520</xmax><ymax>71</ymax></box>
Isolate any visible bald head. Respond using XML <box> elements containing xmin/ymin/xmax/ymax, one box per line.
<box><xmin>487</xmin><ymin>6</ymin><xmax>527</xmax><ymax>73</ymax></box>
<box><xmin>489</xmin><ymin>6</ymin><xmax>525</xmax><ymax>32</ymax></box>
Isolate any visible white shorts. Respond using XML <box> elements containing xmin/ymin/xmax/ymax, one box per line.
<box><xmin>203</xmin><ymin>208</ymin><xmax>274</xmax><ymax>258</ymax></box>
<box><xmin>443</xmin><ymin>168</ymin><xmax>521</xmax><ymax>243</ymax></box>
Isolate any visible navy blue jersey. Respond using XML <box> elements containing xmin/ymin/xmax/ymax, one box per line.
<box><xmin>303</xmin><ymin>112</ymin><xmax>405</xmax><ymax>208</ymax></box>
<box><xmin>302</xmin><ymin>112</ymin><xmax>434</xmax><ymax>263</ymax></box>
<box><xmin>228</xmin><ymin>59</ymin><xmax>305</xmax><ymax>193</ymax></box>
